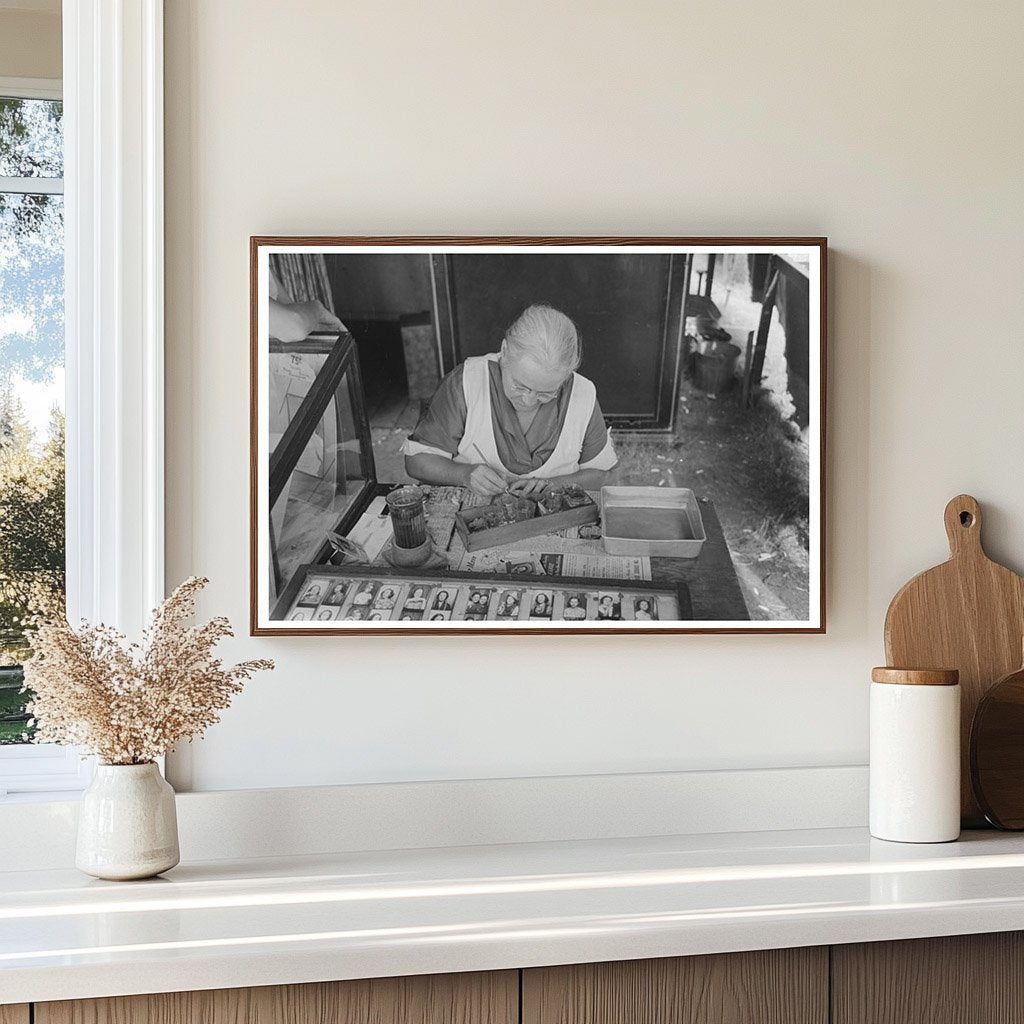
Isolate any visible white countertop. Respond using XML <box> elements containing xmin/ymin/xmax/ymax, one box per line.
<box><xmin>4</xmin><ymin>826</ymin><xmax>1024</xmax><ymax>1004</ymax></box>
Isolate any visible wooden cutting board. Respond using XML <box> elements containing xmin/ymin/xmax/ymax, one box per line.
<box><xmin>884</xmin><ymin>494</ymin><xmax>1024</xmax><ymax>826</ymax></box>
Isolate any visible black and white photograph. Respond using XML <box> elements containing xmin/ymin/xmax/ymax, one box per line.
<box><xmin>252</xmin><ymin>239</ymin><xmax>824</xmax><ymax>633</ymax></box>
<box><xmin>464</xmin><ymin>587</ymin><xmax>494</xmax><ymax>621</ymax></box>
<box><xmin>349</xmin><ymin>581</ymin><xmax>379</xmax><ymax>610</ymax></box>
<box><xmin>529</xmin><ymin>591</ymin><xmax>555</xmax><ymax>620</ymax></box>
<box><xmin>597</xmin><ymin>592</ymin><xmax>623</xmax><ymax>621</ymax></box>
<box><xmin>401</xmin><ymin>586</ymin><xmax>429</xmax><ymax>613</ymax></box>
<box><xmin>496</xmin><ymin>590</ymin><xmax>522</xmax><ymax>620</ymax></box>
<box><xmin>372</xmin><ymin>585</ymin><xmax>400</xmax><ymax>611</ymax></box>
<box><xmin>562</xmin><ymin>593</ymin><xmax>589</xmax><ymax>621</ymax></box>
<box><xmin>322</xmin><ymin>581</ymin><xmax>349</xmax><ymax>606</ymax></box>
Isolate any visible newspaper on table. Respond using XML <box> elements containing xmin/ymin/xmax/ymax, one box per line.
<box><xmin>346</xmin><ymin>496</ymin><xmax>392</xmax><ymax>562</ymax></box>
<box><xmin>458</xmin><ymin>547</ymin><xmax>650</xmax><ymax>580</ymax></box>
<box><xmin>344</xmin><ymin>486</ymin><xmax>652</xmax><ymax>581</ymax></box>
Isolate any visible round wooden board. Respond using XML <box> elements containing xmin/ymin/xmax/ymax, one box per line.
<box><xmin>971</xmin><ymin>664</ymin><xmax>1024</xmax><ymax>829</ymax></box>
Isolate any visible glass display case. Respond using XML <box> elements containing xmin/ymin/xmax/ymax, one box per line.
<box><xmin>267</xmin><ymin>331</ymin><xmax>376</xmax><ymax>602</ymax></box>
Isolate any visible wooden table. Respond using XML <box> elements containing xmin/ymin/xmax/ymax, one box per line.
<box><xmin>432</xmin><ymin>490</ymin><xmax>748</xmax><ymax>623</ymax></box>
<box><xmin>316</xmin><ymin>485</ymin><xmax>750</xmax><ymax>624</ymax></box>
<box><xmin>649</xmin><ymin>496</ymin><xmax>749</xmax><ymax>621</ymax></box>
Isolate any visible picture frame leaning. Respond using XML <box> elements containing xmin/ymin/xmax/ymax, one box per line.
<box><xmin>251</xmin><ymin>236</ymin><xmax>826</xmax><ymax>635</ymax></box>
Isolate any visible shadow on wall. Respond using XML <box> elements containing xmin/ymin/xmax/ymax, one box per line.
<box><xmin>825</xmin><ymin>249</ymin><xmax>871</xmax><ymax>633</ymax></box>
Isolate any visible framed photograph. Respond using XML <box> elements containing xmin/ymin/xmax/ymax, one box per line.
<box><xmin>251</xmin><ymin>237</ymin><xmax>826</xmax><ymax>634</ymax></box>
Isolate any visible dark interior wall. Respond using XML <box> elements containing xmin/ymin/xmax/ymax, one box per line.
<box><xmin>447</xmin><ymin>253</ymin><xmax>673</xmax><ymax>419</ymax></box>
<box><xmin>325</xmin><ymin>254</ymin><xmax>432</xmax><ymax>320</ymax></box>
<box><xmin>322</xmin><ymin>251</ymin><xmax>686</xmax><ymax>426</ymax></box>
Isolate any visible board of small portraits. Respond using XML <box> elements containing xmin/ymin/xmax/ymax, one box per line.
<box><xmin>281</xmin><ymin>568</ymin><xmax>687</xmax><ymax>628</ymax></box>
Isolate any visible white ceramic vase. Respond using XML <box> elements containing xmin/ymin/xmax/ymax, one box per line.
<box><xmin>76</xmin><ymin>762</ymin><xmax>180</xmax><ymax>880</ymax></box>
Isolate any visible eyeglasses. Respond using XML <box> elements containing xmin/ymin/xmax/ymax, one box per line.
<box><xmin>501</xmin><ymin>359</ymin><xmax>565</xmax><ymax>402</ymax></box>
<box><xmin>508</xmin><ymin>377</ymin><xmax>560</xmax><ymax>401</ymax></box>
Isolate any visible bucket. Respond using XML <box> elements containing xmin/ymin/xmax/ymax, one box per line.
<box><xmin>694</xmin><ymin>341</ymin><xmax>740</xmax><ymax>394</ymax></box>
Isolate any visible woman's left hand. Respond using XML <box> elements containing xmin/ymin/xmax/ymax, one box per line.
<box><xmin>509</xmin><ymin>478</ymin><xmax>549</xmax><ymax>498</ymax></box>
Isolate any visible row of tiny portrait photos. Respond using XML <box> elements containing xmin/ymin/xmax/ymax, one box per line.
<box><xmin>286</xmin><ymin>577</ymin><xmax>670</xmax><ymax>622</ymax></box>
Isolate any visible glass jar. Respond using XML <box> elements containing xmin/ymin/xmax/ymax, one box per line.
<box><xmin>387</xmin><ymin>485</ymin><xmax>427</xmax><ymax>549</ymax></box>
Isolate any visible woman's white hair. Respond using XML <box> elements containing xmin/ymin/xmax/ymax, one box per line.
<box><xmin>503</xmin><ymin>305</ymin><xmax>581</xmax><ymax>374</ymax></box>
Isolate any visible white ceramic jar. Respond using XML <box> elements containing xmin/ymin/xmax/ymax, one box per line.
<box><xmin>870</xmin><ymin>667</ymin><xmax>961</xmax><ymax>843</ymax></box>
<box><xmin>76</xmin><ymin>762</ymin><xmax>180</xmax><ymax>880</ymax></box>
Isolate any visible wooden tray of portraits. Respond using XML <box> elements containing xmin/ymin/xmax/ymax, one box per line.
<box><xmin>273</xmin><ymin>564</ymin><xmax>691</xmax><ymax>626</ymax></box>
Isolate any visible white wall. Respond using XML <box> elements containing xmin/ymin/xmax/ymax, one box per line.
<box><xmin>164</xmin><ymin>0</ymin><xmax>1024</xmax><ymax>792</ymax></box>
<box><xmin>0</xmin><ymin>6</ymin><xmax>61</xmax><ymax>81</ymax></box>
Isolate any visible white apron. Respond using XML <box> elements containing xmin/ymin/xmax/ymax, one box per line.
<box><xmin>454</xmin><ymin>354</ymin><xmax>596</xmax><ymax>479</ymax></box>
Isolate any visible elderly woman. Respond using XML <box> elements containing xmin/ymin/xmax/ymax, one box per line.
<box><xmin>403</xmin><ymin>305</ymin><xmax>617</xmax><ymax>497</ymax></box>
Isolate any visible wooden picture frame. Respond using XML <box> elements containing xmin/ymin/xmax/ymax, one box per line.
<box><xmin>251</xmin><ymin>237</ymin><xmax>827</xmax><ymax>635</ymax></box>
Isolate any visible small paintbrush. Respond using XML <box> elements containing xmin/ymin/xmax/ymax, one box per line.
<box><xmin>469</xmin><ymin>442</ymin><xmax>517</xmax><ymax>491</ymax></box>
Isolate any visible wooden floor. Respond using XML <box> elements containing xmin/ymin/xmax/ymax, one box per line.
<box><xmin>367</xmin><ymin>385</ymin><xmax>422</xmax><ymax>432</ymax></box>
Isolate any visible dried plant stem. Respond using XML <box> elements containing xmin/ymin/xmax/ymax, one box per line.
<box><xmin>23</xmin><ymin>577</ymin><xmax>273</xmax><ymax>765</ymax></box>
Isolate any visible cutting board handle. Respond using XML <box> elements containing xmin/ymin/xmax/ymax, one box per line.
<box><xmin>944</xmin><ymin>494</ymin><xmax>983</xmax><ymax>558</ymax></box>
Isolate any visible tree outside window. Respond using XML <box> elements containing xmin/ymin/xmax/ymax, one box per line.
<box><xmin>0</xmin><ymin>94</ymin><xmax>65</xmax><ymax>744</ymax></box>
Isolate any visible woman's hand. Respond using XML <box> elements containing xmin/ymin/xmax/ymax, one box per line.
<box><xmin>508</xmin><ymin>477</ymin><xmax>548</xmax><ymax>498</ymax></box>
<box><xmin>405</xmin><ymin>453</ymin><xmax>509</xmax><ymax>497</ymax></box>
<box><xmin>467</xmin><ymin>464</ymin><xmax>508</xmax><ymax>497</ymax></box>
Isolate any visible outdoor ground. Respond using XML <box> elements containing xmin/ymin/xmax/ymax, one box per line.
<box><xmin>611</xmin><ymin>377</ymin><xmax>810</xmax><ymax>621</ymax></box>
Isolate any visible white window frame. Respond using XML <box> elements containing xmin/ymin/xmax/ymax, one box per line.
<box><xmin>0</xmin><ymin>0</ymin><xmax>164</xmax><ymax>797</ymax></box>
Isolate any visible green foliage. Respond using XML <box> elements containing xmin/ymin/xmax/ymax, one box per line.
<box><xmin>0</xmin><ymin>97</ymin><xmax>62</xmax><ymax>178</ymax></box>
<box><xmin>0</xmin><ymin>394</ymin><xmax>63</xmax><ymax>743</ymax></box>
<box><xmin>0</xmin><ymin>665</ymin><xmax>31</xmax><ymax>743</ymax></box>
<box><xmin>0</xmin><ymin>96</ymin><xmax>62</xmax><ymax>243</ymax></box>
<box><xmin>0</xmin><ymin>391</ymin><xmax>65</xmax><ymax>666</ymax></box>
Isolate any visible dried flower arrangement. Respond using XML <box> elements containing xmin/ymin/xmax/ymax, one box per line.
<box><xmin>23</xmin><ymin>577</ymin><xmax>273</xmax><ymax>765</ymax></box>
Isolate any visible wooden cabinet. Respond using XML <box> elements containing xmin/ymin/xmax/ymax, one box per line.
<box><xmin>14</xmin><ymin>933</ymin><xmax>1024</xmax><ymax>1024</ymax></box>
<box><xmin>832</xmin><ymin>932</ymin><xmax>1024</xmax><ymax>1024</ymax></box>
<box><xmin>34</xmin><ymin>972</ymin><xmax>518</xmax><ymax>1024</ymax></box>
<box><xmin>522</xmin><ymin>948</ymin><xmax>828</xmax><ymax>1024</ymax></box>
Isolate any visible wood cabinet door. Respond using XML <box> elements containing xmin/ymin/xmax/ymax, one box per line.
<box><xmin>0</xmin><ymin>1007</ymin><xmax>30</xmax><ymax>1024</ymax></box>
<box><xmin>522</xmin><ymin>949</ymin><xmax>828</xmax><ymax>1024</ymax></box>
<box><xmin>832</xmin><ymin>932</ymin><xmax>1024</xmax><ymax>1024</ymax></box>
<box><xmin>35</xmin><ymin>971</ymin><xmax>517</xmax><ymax>1024</ymax></box>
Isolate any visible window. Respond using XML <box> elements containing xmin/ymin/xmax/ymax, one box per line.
<box><xmin>0</xmin><ymin>88</ymin><xmax>65</xmax><ymax>733</ymax></box>
<box><xmin>0</xmin><ymin>79</ymin><xmax>81</xmax><ymax>794</ymax></box>
<box><xmin>1</xmin><ymin>5</ymin><xmax>166</xmax><ymax>797</ymax></box>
